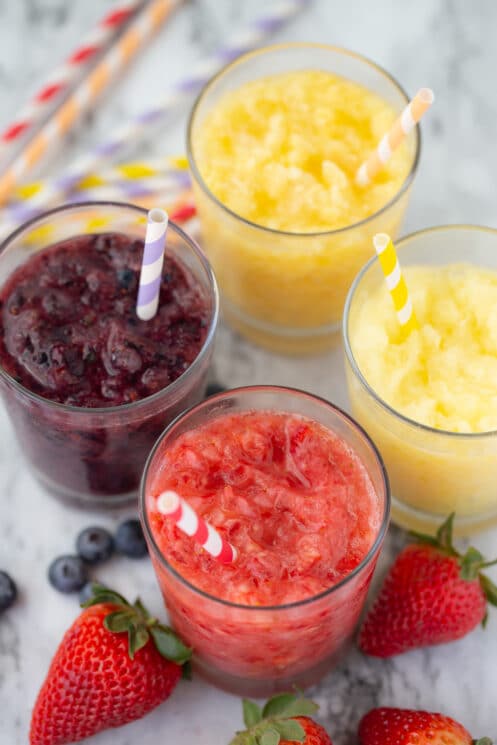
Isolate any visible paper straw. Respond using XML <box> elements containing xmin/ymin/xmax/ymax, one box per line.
<box><xmin>4</xmin><ymin>0</ymin><xmax>310</xmax><ymax>217</ymax></box>
<box><xmin>356</xmin><ymin>88</ymin><xmax>434</xmax><ymax>187</ymax></box>
<box><xmin>156</xmin><ymin>491</ymin><xmax>238</xmax><ymax>564</ymax></box>
<box><xmin>136</xmin><ymin>208</ymin><xmax>168</xmax><ymax>320</ymax></box>
<box><xmin>373</xmin><ymin>233</ymin><xmax>418</xmax><ymax>338</ymax></box>
<box><xmin>14</xmin><ymin>157</ymin><xmax>190</xmax><ymax>202</ymax></box>
<box><xmin>0</xmin><ymin>0</ymin><xmax>180</xmax><ymax>207</ymax></box>
<box><xmin>0</xmin><ymin>1</ymin><xmax>145</xmax><ymax>156</ymax></box>
<box><xmin>7</xmin><ymin>169</ymin><xmax>191</xmax><ymax>225</ymax></box>
<box><xmin>0</xmin><ymin>186</ymin><xmax>195</xmax><ymax>244</ymax></box>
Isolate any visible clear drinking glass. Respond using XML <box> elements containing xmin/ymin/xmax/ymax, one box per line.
<box><xmin>187</xmin><ymin>43</ymin><xmax>420</xmax><ymax>355</ymax></box>
<box><xmin>0</xmin><ymin>202</ymin><xmax>219</xmax><ymax>507</ymax></box>
<box><xmin>344</xmin><ymin>225</ymin><xmax>497</xmax><ymax>535</ymax></box>
<box><xmin>141</xmin><ymin>386</ymin><xmax>390</xmax><ymax>697</ymax></box>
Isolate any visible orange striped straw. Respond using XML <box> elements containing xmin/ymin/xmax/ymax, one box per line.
<box><xmin>0</xmin><ymin>0</ymin><xmax>179</xmax><ymax>207</ymax></box>
<box><xmin>356</xmin><ymin>88</ymin><xmax>434</xmax><ymax>187</ymax></box>
<box><xmin>373</xmin><ymin>233</ymin><xmax>418</xmax><ymax>339</ymax></box>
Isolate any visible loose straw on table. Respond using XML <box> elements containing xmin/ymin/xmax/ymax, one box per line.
<box><xmin>0</xmin><ymin>0</ymin><xmax>309</xmax><ymax>219</ymax></box>
<box><xmin>6</xmin><ymin>161</ymin><xmax>192</xmax><ymax>224</ymax></box>
<box><xmin>373</xmin><ymin>233</ymin><xmax>418</xmax><ymax>338</ymax></box>
<box><xmin>0</xmin><ymin>185</ymin><xmax>195</xmax><ymax>244</ymax></box>
<box><xmin>137</xmin><ymin>208</ymin><xmax>169</xmax><ymax>321</ymax></box>
<box><xmin>156</xmin><ymin>490</ymin><xmax>238</xmax><ymax>564</ymax></box>
<box><xmin>0</xmin><ymin>1</ymin><xmax>144</xmax><ymax>155</ymax></box>
<box><xmin>0</xmin><ymin>0</ymin><xmax>180</xmax><ymax>207</ymax></box>
<box><xmin>356</xmin><ymin>88</ymin><xmax>434</xmax><ymax>187</ymax></box>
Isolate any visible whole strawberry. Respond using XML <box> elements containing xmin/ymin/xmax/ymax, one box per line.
<box><xmin>359</xmin><ymin>513</ymin><xmax>497</xmax><ymax>657</ymax></box>
<box><xmin>359</xmin><ymin>707</ymin><xmax>492</xmax><ymax>745</ymax></box>
<box><xmin>230</xmin><ymin>692</ymin><xmax>332</xmax><ymax>745</ymax></box>
<box><xmin>30</xmin><ymin>584</ymin><xmax>191</xmax><ymax>745</ymax></box>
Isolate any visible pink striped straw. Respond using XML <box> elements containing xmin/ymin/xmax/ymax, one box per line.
<box><xmin>156</xmin><ymin>491</ymin><xmax>238</xmax><ymax>564</ymax></box>
<box><xmin>136</xmin><ymin>207</ymin><xmax>168</xmax><ymax>321</ymax></box>
<box><xmin>356</xmin><ymin>87</ymin><xmax>435</xmax><ymax>187</ymax></box>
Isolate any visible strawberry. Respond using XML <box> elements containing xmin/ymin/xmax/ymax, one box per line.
<box><xmin>358</xmin><ymin>706</ymin><xmax>492</xmax><ymax>745</ymax></box>
<box><xmin>229</xmin><ymin>692</ymin><xmax>332</xmax><ymax>745</ymax></box>
<box><xmin>359</xmin><ymin>513</ymin><xmax>497</xmax><ymax>657</ymax></box>
<box><xmin>30</xmin><ymin>584</ymin><xmax>191</xmax><ymax>745</ymax></box>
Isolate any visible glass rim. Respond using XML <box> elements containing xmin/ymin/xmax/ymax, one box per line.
<box><xmin>0</xmin><ymin>200</ymin><xmax>220</xmax><ymax>415</ymax></box>
<box><xmin>140</xmin><ymin>384</ymin><xmax>391</xmax><ymax>612</ymax></box>
<box><xmin>343</xmin><ymin>223</ymin><xmax>497</xmax><ymax>440</ymax></box>
<box><xmin>186</xmin><ymin>41</ymin><xmax>421</xmax><ymax>239</ymax></box>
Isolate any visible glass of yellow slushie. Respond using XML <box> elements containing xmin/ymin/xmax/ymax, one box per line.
<box><xmin>187</xmin><ymin>44</ymin><xmax>419</xmax><ymax>355</ymax></box>
<box><xmin>344</xmin><ymin>225</ymin><xmax>497</xmax><ymax>535</ymax></box>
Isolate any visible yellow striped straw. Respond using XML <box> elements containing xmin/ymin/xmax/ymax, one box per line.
<box><xmin>373</xmin><ymin>233</ymin><xmax>418</xmax><ymax>338</ymax></box>
<box><xmin>356</xmin><ymin>88</ymin><xmax>434</xmax><ymax>187</ymax></box>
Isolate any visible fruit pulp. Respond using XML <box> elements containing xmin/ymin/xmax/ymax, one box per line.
<box><xmin>191</xmin><ymin>68</ymin><xmax>415</xmax><ymax>352</ymax></box>
<box><xmin>0</xmin><ymin>232</ymin><xmax>208</xmax><ymax>407</ymax></box>
<box><xmin>346</xmin><ymin>262</ymin><xmax>497</xmax><ymax>524</ymax></box>
<box><xmin>146</xmin><ymin>410</ymin><xmax>383</xmax><ymax>691</ymax></box>
<box><xmin>0</xmin><ymin>232</ymin><xmax>211</xmax><ymax>504</ymax></box>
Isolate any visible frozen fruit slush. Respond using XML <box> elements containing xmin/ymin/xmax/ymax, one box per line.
<box><xmin>0</xmin><ymin>232</ymin><xmax>208</xmax><ymax>407</ymax></box>
<box><xmin>0</xmin><ymin>219</ymin><xmax>215</xmax><ymax>505</ymax></box>
<box><xmin>144</xmin><ymin>400</ymin><xmax>386</xmax><ymax>694</ymax></box>
<box><xmin>346</xmin><ymin>262</ymin><xmax>497</xmax><ymax>525</ymax></box>
<box><xmin>188</xmin><ymin>51</ymin><xmax>417</xmax><ymax>353</ymax></box>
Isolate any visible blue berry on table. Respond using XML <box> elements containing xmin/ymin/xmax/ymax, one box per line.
<box><xmin>48</xmin><ymin>555</ymin><xmax>88</xmax><ymax>593</ymax></box>
<box><xmin>76</xmin><ymin>526</ymin><xmax>114</xmax><ymax>564</ymax></box>
<box><xmin>0</xmin><ymin>571</ymin><xmax>17</xmax><ymax>612</ymax></box>
<box><xmin>115</xmin><ymin>519</ymin><xmax>148</xmax><ymax>558</ymax></box>
<box><xmin>79</xmin><ymin>581</ymin><xmax>100</xmax><ymax>605</ymax></box>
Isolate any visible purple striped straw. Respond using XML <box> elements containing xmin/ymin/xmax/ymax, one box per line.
<box><xmin>136</xmin><ymin>208</ymin><xmax>168</xmax><ymax>320</ymax></box>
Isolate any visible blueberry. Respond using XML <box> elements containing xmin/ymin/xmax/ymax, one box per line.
<box><xmin>115</xmin><ymin>519</ymin><xmax>148</xmax><ymax>558</ymax></box>
<box><xmin>76</xmin><ymin>526</ymin><xmax>114</xmax><ymax>564</ymax></box>
<box><xmin>0</xmin><ymin>571</ymin><xmax>17</xmax><ymax>612</ymax></box>
<box><xmin>116</xmin><ymin>268</ymin><xmax>135</xmax><ymax>290</ymax></box>
<box><xmin>206</xmin><ymin>382</ymin><xmax>227</xmax><ymax>397</ymax></box>
<box><xmin>48</xmin><ymin>555</ymin><xmax>88</xmax><ymax>593</ymax></box>
<box><xmin>79</xmin><ymin>581</ymin><xmax>100</xmax><ymax>605</ymax></box>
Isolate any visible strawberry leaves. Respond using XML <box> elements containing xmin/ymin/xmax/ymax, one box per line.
<box><xmin>82</xmin><ymin>583</ymin><xmax>192</xmax><ymax>664</ymax></box>
<box><xmin>411</xmin><ymin>513</ymin><xmax>497</xmax><ymax>617</ymax></box>
<box><xmin>243</xmin><ymin>700</ymin><xmax>263</xmax><ymax>728</ymax></box>
<box><xmin>231</xmin><ymin>692</ymin><xmax>319</xmax><ymax>745</ymax></box>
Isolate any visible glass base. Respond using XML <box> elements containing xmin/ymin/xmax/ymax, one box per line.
<box><xmin>391</xmin><ymin>493</ymin><xmax>497</xmax><ymax>536</ymax></box>
<box><xmin>193</xmin><ymin>639</ymin><xmax>351</xmax><ymax>698</ymax></box>
<box><xmin>221</xmin><ymin>296</ymin><xmax>341</xmax><ymax>356</ymax></box>
<box><xmin>32</xmin><ymin>466</ymin><xmax>138</xmax><ymax>509</ymax></box>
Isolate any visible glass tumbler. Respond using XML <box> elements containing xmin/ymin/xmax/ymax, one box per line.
<box><xmin>141</xmin><ymin>386</ymin><xmax>390</xmax><ymax>696</ymax></box>
<box><xmin>0</xmin><ymin>202</ymin><xmax>218</xmax><ymax>507</ymax></box>
<box><xmin>187</xmin><ymin>43</ymin><xmax>420</xmax><ymax>355</ymax></box>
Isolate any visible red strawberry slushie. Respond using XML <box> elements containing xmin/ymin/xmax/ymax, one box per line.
<box><xmin>142</xmin><ymin>387</ymin><xmax>389</xmax><ymax>696</ymax></box>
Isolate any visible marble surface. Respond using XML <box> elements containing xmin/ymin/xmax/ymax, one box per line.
<box><xmin>1</xmin><ymin>0</ymin><xmax>497</xmax><ymax>743</ymax></box>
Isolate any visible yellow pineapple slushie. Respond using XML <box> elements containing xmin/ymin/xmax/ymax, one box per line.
<box><xmin>344</xmin><ymin>226</ymin><xmax>497</xmax><ymax>534</ymax></box>
<box><xmin>188</xmin><ymin>45</ymin><xmax>418</xmax><ymax>354</ymax></box>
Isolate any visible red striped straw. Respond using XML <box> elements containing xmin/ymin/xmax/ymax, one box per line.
<box><xmin>156</xmin><ymin>491</ymin><xmax>238</xmax><ymax>564</ymax></box>
<box><xmin>0</xmin><ymin>0</ymin><xmax>179</xmax><ymax>207</ymax></box>
<box><xmin>0</xmin><ymin>1</ymin><xmax>144</xmax><ymax>151</ymax></box>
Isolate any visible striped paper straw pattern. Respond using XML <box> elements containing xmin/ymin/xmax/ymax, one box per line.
<box><xmin>7</xmin><ymin>0</ymin><xmax>310</xmax><ymax>216</ymax></box>
<box><xmin>157</xmin><ymin>491</ymin><xmax>238</xmax><ymax>564</ymax></box>
<box><xmin>373</xmin><ymin>233</ymin><xmax>418</xmax><ymax>338</ymax></box>
<box><xmin>356</xmin><ymin>88</ymin><xmax>434</xmax><ymax>187</ymax></box>
<box><xmin>0</xmin><ymin>186</ymin><xmax>195</xmax><ymax>244</ymax></box>
<box><xmin>137</xmin><ymin>208</ymin><xmax>168</xmax><ymax>320</ymax></box>
<box><xmin>0</xmin><ymin>0</ymin><xmax>179</xmax><ymax>207</ymax></box>
<box><xmin>0</xmin><ymin>1</ymin><xmax>144</xmax><ymax>152</ymax></box>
